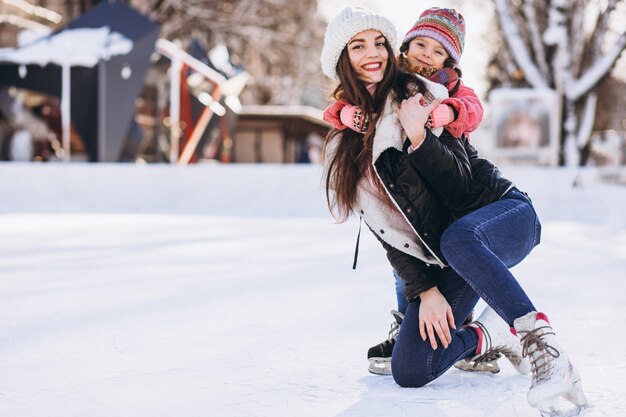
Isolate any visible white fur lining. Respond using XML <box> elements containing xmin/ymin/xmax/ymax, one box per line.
<box><xmin>371</xmin><ymin>74</ymin><xmax>449</xmax><ymax>162</ymax></box>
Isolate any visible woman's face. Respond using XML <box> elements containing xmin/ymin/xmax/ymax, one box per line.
<box><xmin>347</xmin><ymin>30</ymin><xmax>389</xmax><ymax>85</ymax></box>
<box><xmin>406</xmin><ymin>36</ymin><xmax>449</xmax><ymax>69</ymax></box>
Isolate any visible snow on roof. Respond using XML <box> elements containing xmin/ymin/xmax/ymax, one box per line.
<box><xmin>0</xmin><ymin>26</ymin><xmax>133</xmax><ymax>67</ymax></box>
<box><xmin>240</xmin><ymin>105</ymin><xmax>328</xmax><ymax>127</ymax></box>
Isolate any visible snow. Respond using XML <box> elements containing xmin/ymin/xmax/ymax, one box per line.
<box><xmin>0</xmin><ymin>27</ymin><xmax>133</xmax><ymax>67</ymax></box>
<box><xmin>1</xmin><ymin>163</ymin><xmax>625</xmax><ymax>417</ymax></box>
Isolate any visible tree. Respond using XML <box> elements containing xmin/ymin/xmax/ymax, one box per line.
<box><xmin>130</xmin><ymin>0</ymin><xmax>328</xmax><ymax>107</ymax></box>
<box><xmin>491</xmin><ymin>0</ymin><xmax>626</xmax><ymax>166</ymax></box>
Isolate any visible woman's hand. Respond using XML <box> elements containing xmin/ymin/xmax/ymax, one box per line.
<box><xmin>418</xmin><ymin>286</ymin><xmax>456</xmax><ymax>349</ymax></box>
<box><xmin>397</xmin><ymin>94</ymin><xmax>441</xmax><ymax>148</ymax></box>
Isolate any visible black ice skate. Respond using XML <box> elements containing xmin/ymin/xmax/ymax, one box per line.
<box><xmin>367</xmin><ymin>310</ymin><xmax>403</xmax><ymax>375</ymax></box>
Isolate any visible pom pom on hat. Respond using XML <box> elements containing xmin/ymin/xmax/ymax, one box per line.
<box><xmin>401</xmin><ymin>7</ymin><xmax>465</xmax><ymax>62</ymax></box>
<box><xmin>320</xmin><ymin>6</ymin><xmax>397</xmax><ymax>82</ymax></box>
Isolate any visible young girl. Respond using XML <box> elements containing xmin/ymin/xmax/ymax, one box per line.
<box><xmin>398</xmin><ymin>7</ymin><xmax>482</xmax><ymax>139</ymax></box>
<box><xmin>321</xmin><ymin>7</ymin><xmax>587</xmax><ymax>415</ymax></box>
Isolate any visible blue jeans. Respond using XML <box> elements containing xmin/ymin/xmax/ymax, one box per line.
<box><xmin>394</xmin><ymin>269</ymin><xmax>408</xmax><ymax>314</ymax></box>
<box><xmin>392</xmin><ymin>189</ymin><xmax>541</xmax><ymax>387</ymax></box>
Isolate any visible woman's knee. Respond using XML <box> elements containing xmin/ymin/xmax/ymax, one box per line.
<box><xmin>440</xmin><ymin>222</ymin><xmax>478</xmax><ymax>259</ymax></box>
<box><xmin>391</xmin><ymin>358</ymin><xmax>431</xmax><ymax>388</ymax></box>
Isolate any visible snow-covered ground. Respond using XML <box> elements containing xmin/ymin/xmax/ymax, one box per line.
<box><xmin>1</xmin><ymin>163</ymin><xmax>625</xmax><ymax>417</ymax></box>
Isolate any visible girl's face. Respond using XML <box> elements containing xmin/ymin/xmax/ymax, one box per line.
<box><xmin>406</xmin><ymin>36</ymin><xmax>449</xmax><ymax>69</ymax></box>
<box><xmin>347</xmin><ymin>30</ymin><xmax>389</xmax><ymax>85</ymax></box>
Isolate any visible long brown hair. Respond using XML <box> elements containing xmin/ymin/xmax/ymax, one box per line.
<box><xmin>322</xmin><ymin>38</ymin><xmax>425</xmax><ymax>222</ymax></box>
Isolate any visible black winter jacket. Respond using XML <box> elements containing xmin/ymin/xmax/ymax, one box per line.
<box><xmin>373</xmin><ymin>130</ymin><xmax>513</xmax><ymax>301</ymax></box>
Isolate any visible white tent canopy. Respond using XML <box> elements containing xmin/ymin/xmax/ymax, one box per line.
<box><xmin>0</xmin><ymin>27</ymin><xmax>133</xmax><ymax>161</ymax></box>
<box><xmin>0</xmin><ymin>26</ymin><xmax>132</xmax><ymax>67</ymax></box>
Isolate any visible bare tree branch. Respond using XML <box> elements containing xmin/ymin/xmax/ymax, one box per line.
<box><xmin>568</xmin><ymin>29</ymin><xmax>626</xmax><ymax>100</ymax></box>
<box><xmin>522</xmin><ymin>0</ymin><xmax>550</xmax><ymax>79</ymax></box>
<box><xmin>494</xmin><ymin>0</ymin><xmax>549</xmax><ymax>88</ymax></box>
<box><xmin>570</xmin><ymin>0</ymin><xmax>586</xmax><ymax>77</ymax></box>
<box><xmin>591</xmin><ymin>0</ymin><xmax>619</xmax><ymax>61</ymax></box>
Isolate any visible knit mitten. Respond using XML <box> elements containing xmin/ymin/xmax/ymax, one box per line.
<box><xmin>323</xmin><ymin>100</ymin><xmax>349</xmax><ymax>131</ymax></box>
<box><xmin>339</xmin><ymin>104</ymin><xmax>369</xmax><ymax>133</ymax></box>
<box><xmin>429</xmin><ymin>104</ymin><xmax>453</xmax><ymax>129</ymax></box>
<box><xmin>322</xmin><ymin>100</ymin><xmax>369</xmax><ymax>133</ymax></box>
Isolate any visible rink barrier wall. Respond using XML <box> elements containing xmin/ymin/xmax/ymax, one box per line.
<box><xmin>0</xmin><ymin>163</ymin><xmax>624</xmax><ymax>225</ymax></box>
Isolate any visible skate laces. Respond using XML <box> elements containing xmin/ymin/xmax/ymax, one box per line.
<box><xmin>388</xmin><ymin>320</ymin><xmax>400</xmax><ymax>340</ymax></box>
<box><xmin>519</xmin><ymin>326</ymin><xmax>560</xmax><ymax>383</ymax></box>
<box><xmin>474</xmin><ymin>345</ymin><xmax>522</xmax><ymax>366</ymax></box>
<box><xmin>473</xmin><ymin>350</ymin><xmax>502</xmax><ymax>364</ymax></box>
<box><xmin>387</xmin><ymin>310</ymin><xmax>404</xmax><ymax>341</ymax></box>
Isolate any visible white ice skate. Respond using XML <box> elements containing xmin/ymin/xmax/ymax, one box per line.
<box><xmin>463</xmin><ymin>306</ymin><xmax>531</xmax><ymax>375</ymax></box>
<box><xmin>454</xmin><ymin>352</ymin><xmax>501</xmax><ymax>373</ymax></box>
<box><xmin>514</xmin><ymin>312</ymin><xmax>588</xmax><ymax>416</ymax></box>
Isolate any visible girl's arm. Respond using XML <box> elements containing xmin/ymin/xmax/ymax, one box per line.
<box><xmin>440</xmin><ymin>82</ymin><xmax>483</xmax><ymax>138</ymax></box>
<box><xmin>373</xmin><ymin>227</ymin><xmax>455</xmax><ymax>349</ymax></box>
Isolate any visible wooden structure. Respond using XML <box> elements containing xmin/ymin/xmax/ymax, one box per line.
<box><xmin>233</xmin><ymin>105</ymin><xmax>330</xmax><ymax>163</ymax></box>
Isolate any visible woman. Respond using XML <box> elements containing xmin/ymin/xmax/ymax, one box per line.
<box><xmin>320</xmin><ymin>6</ymin><xmax>587</xmax><ymax>415</ymax></box>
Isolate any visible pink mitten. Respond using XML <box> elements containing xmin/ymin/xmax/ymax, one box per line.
<box><xmin>430</xmin><ymin>104</ymin><xmax>453</xmax><ymax>129</ymax></box>
<box><xmin>340</xmin><ymin>104</ymin><xmax>369</xmax><ymax>133</ymax></box>
<box><xmin>323</xmin><ymin>100</ymin><xmax>349</xmax><ymax>130</ymax></box>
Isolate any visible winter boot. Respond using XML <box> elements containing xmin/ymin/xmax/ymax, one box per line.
<box><xmin>462</xmin><ymin>306</ymin><xmax>531</xmax><ymax>375</ymax></box>
<box><xmin>514</xmin><ymin>312</ymin><xmax>588</xmax><ymax>415</ymax></box>
<box><xmin>367</xmin><ymin>310</ymin><xmax>403</xmax><ymax>375</ymax></box>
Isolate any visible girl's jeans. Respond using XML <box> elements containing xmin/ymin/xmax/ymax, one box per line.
<box><xmin>391</xmin><ymin>188</ymin><xmax>542</xmax><ymax>387</ymax></box>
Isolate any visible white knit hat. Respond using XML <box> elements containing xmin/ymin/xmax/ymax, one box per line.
<box><xmin>320</xmin><ymin>6</ymin><xmax>397</xmax><ymax>82</ymax></box>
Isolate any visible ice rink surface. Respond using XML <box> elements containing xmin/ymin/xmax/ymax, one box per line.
<box><xmin>1</xmin><ymin>164</ymin><xmax>624</xmax><ymax>417</ymax></box>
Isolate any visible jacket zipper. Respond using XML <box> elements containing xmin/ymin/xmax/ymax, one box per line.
<box><xmin>373</xmin><ymin>165</ymin><xmax>445</xmax><ymax>268</ymax></box>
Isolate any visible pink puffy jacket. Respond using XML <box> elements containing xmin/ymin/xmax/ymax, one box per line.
<box><xmin>441</xmin><ymin>80</ymin><xmax>483</xmax><ymax>139</ymax></box>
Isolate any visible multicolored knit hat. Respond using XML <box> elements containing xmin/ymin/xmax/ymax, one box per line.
<box><xmin>401</xmin><ymin>7</ymin><xmax>465</xmax><ymax>62</ymax></box>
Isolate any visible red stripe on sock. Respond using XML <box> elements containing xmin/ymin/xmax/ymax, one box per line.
<box><xmin>473</xmin><ymin>326</ymin><xmax>483</xmax><ymax>355</ymax></box>
<box><xmin>536</xmin><ymin>312</ymin><xmax>550</xmax><ymax>324</ymax></box>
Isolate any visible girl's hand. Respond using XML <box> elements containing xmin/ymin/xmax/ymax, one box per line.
<box><xmin>397</xmin><ymin>94</ymin><xmax>441</xmax><ymax>148</ymax></box>
<box><xmin>418</xmin><ymin>286</ymin><xmax>456</xmax><ymax>349</ymax></box>
<box><xmin>429</xmin><ymin>104</ymin><xmax>456</xmax><ymax>129</ymax></box>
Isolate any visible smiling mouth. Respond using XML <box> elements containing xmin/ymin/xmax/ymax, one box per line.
<box><xmin>362</xmin><ymin>62</ymin><xmax>382</xmax><ymax>71</ymax></box>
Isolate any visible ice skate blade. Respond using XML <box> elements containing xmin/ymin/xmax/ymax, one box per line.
<box><xmin>537</xmin><ymin>391</ymin><xmax>590</xmax><ymax>417</ymax></box>
<box><xmin>454</xmin><ymin>359</ymin><xmax>500</xmax><ymax>374</ymax></box>
<box><xmin>530</xmin><ymin>373</ymin><xmax>588</xmax><ymax>411</ymax></box>
<box><xmin>368</xmin><ymin>358</ymin><xmax>391</xmax><ymax>375</ymax></box>
<box><xmin>563</xmin><ymin>378</ymin><xmax>588</xmax><ymax>406</ymax></box>
<box><xmin>539</xmin><ymin>404</ymin><xmax>590</xmax><ymax>417</ymax></box>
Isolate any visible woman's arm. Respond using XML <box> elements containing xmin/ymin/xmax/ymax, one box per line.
<box><xmin>397</xmin><ymin>95</ymin><xmax>473</xmax><ymax>202</ymax></box>
<box><xmin>406</xmin><ymin>130</ymin><xmax>473</xmax><ymax>206</ymax></box>
<box><xmin>372</xmin><ymin>227</ymin><xmax>455</xmax><ymax>349</ymax></box>
<box><xmin>418</xmin><ymin>286</ymin><xmax>455</xmax><ymax>349</ymax></box>
<box><xmin>369</xmin><ymin>226</ymin><xmax>437</xmax><ymax>300</ymax></box>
